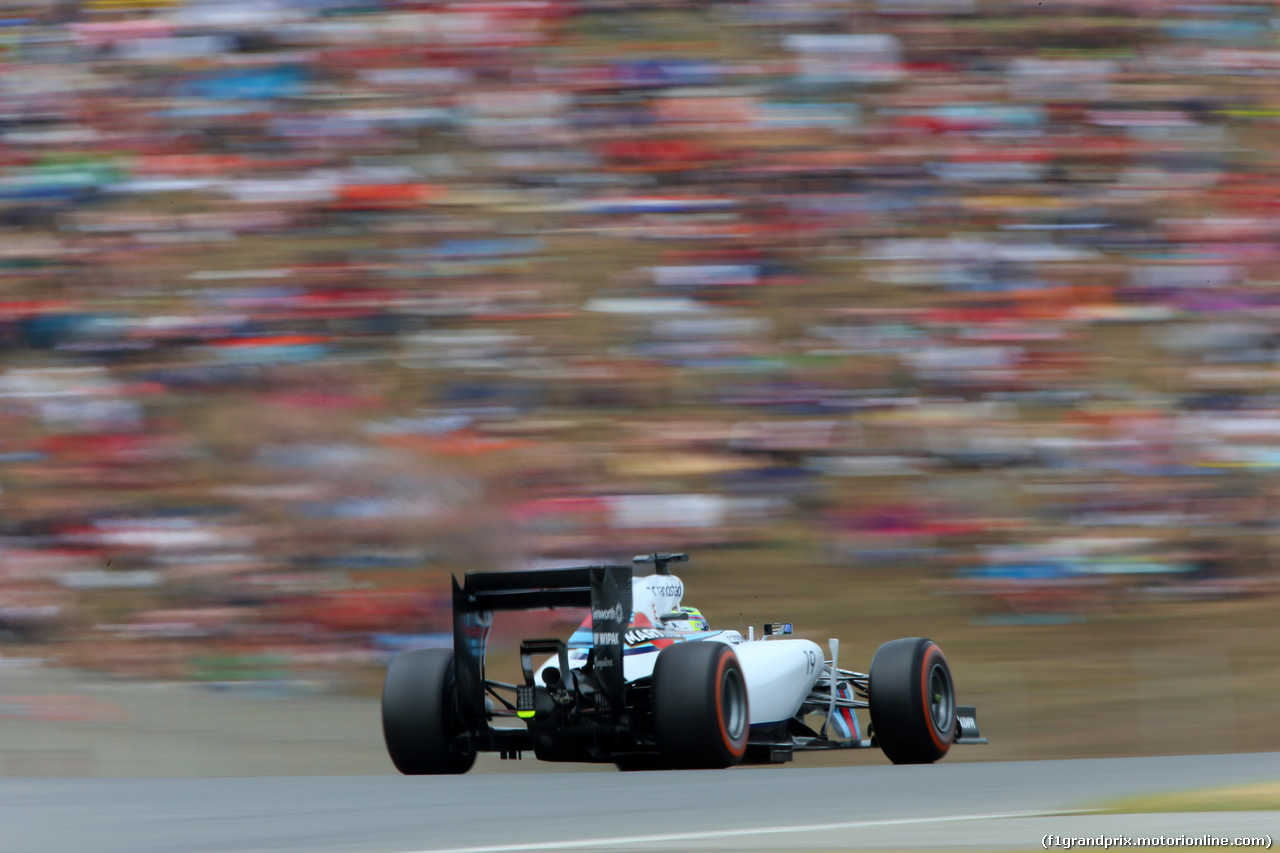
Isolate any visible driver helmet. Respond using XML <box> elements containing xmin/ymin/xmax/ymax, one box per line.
<box><xmin>661</xmin><ymin>606</ymin><xmax>709</xmax><ymax>632</ymax></box>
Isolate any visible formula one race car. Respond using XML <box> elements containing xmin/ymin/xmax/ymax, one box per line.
<box><xmin>382</xmin><ymin>553</ymin><xmax>985</xmax><ymax>773</ymax></box>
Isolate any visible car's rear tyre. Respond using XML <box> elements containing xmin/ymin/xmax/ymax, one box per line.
<box><xmin>868</xmin><ymin>637</ymin><xmax>955</xmax><ymax>765</ymax></box>
<box><xmin>652</xmin><ymin>642</ymin><xmax>748</xmax><ymax>769</ymax></box>
<box><xmin>382</xmin><ymin>648</ymin><xmax>477</xmax><ymax>775</ymax></box>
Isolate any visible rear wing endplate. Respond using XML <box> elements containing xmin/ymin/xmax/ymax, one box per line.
<box><xmin>452</xmin><ymin>565</ymin><xmax>633</xmax><ymax>720</ymax></box>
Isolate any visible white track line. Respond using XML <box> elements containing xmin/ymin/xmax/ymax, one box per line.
<box><xmin>402</xmin><ymin>809</ymin><xmax>1083</xmax><ymax>853</ymax></box>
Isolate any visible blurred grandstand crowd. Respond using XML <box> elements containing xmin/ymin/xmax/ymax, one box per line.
<box><xmin>0</xmin><ymin>0</ymin><xmax>1278</xmax><ymax>686</ymax></box>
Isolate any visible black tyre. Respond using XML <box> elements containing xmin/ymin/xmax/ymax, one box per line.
<box><xmin>652</xmin><ymin>642</ymin><xmax>749</xmax><ymax>769</ymax></box>
<box><xmin>382</xmin><ymin>648</ymin><xmax>477</xmax><ymax>775</ymax></box>
<box><xmin>868</xmin><ymin>637</ymin><xmax>955</xmax><ymax>765</ymax></box>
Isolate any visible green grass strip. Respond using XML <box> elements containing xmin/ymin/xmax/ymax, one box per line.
<box><xmin>1102</xmin><ymin>781</ymin><xmax>1280</xmax><ymax>814</ymax></box>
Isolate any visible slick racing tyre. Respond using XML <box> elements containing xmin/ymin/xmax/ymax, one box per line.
<box><xmin>868</xmin><ymin>638</ymin><xmax>955</xmax><ymax>765</ymax></box>
<box><xmin>652</xmin><ymin>641</ymin><xmax>748</xmax><ymax>769</ymax></box>
<box><xmin>382</xmin><ymin>648</ymin><xmax>477</xmax><ymax>775</ymax></box>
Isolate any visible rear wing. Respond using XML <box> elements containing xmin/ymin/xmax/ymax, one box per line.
<box><xmin>452</xmin><ymin>565</ymin><xmax>633</xmax><ymax>720</ymax></box>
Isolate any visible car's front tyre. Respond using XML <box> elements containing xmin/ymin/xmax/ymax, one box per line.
<box><xmin>382</xmin><ymin>648</ymin><xmax>477</xmax><ymax>775</ymax></box>
<box><xmin>868</xmin><ymin>637</ymin><xmax>955</xmax><ymax>765</ymax></box>
<box><xmin>652</xmin><ymin>641</ymin><xmax>749</xmax><ymax>769</ymax></box>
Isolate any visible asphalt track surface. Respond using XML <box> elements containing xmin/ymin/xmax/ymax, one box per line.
<box><xmin>4</xmin><ymin>753</ymin><xmax>1278</xmax><ymax>853</ymax></box>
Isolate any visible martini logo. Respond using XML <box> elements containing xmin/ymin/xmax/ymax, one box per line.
<box><xmin>625</xmin><ymin>627</ymin><xmax>685</xmax><ymax>645</ymax></box>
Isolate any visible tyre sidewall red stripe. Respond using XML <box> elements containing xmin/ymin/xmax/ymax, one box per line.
<box><xmin>713</xmin><ymin>648</ymin><xmax>747</xmax><ymax>759</ymax></box>
<box><xmin>918</xmin><ymin>642</ymin><xmax>951</xmax><ymax>752</ymax></box>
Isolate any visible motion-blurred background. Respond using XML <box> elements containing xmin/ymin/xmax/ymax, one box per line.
<box><xmin>0</xmin><ymin>0</ymin><xmax>1278</xmax><ymax>776</ymax></box>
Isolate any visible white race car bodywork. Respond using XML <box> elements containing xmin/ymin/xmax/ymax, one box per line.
<box><xmin>539</xmin><ymin>571</ymin><xmax>825</xmax><ymax>727</ymax></box>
